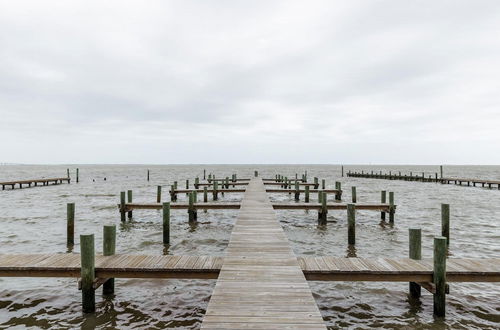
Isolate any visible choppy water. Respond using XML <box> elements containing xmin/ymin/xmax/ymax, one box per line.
<box><xmin>0</xmin><ymin>164</ymin><xmax>499</xmax><ymax>329</ymax></box>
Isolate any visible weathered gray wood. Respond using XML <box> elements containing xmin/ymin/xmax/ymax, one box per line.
<box><xmin>120</xmin><ymin>192</ymin><xmax>126</xmax><ymax>222</ymax></box>
<box><xmin>433</xmin><ymin>237</ymin><xmax>447</xmax><ymax>317</ymax></box>
<box><xmin>347</xmin><ymin>204</ymin><xmax>355</xmax><ymax>245</ymax></box>
<box><xmin>389</xmin><ymin>192</ymin><xmax>395</xmax><ymax>223</ymax></box>
<box><xmin>441</xmin><ymin>204</ymin><xmax>450</xmax><ymax>245</ymax></box>
<box><xmin>163</xmin><ymin>202</ymin><xmax>170</xmax><ymax>245</ymax></box>
<box><xmin>76</xmin><ymin>168</ymin><xmax>79</xmax><ymax>183</ymax></box>
<box><xmin>381</xmin><ymin>191</ymin><xmax>386</xmax><ymax>220</ymax></box>
<box><xmin>127</xmin><ymin>190</ymin><xmax>133</xmax><ymax>218</ymax></box>
<box><xmin>80</xmin><ymin>234</ymin><xmax>95</xmax><ymax>313</ymax></box>
<box><xmin>351</xmin><ymin>186</ymin><xmax>357</xmax><ymax>203</ymax></box>
<box><xmin>102</xmin><ymin>225</ymin><xmax>116</xmax><ymax>295</ymax></box>
<box><xmin>305</xmin><ymin>186</ymin><xmax>310</xmax><ymax>203</ymax></box>
<box><xmin>157</xmin><ymin>186</ymin><xmax>162</xmax><ymax>203</ymax></box>
<box><xmin>67</xmin><ymin>203</ymin><xmax>75</xmax><ymax>246</ymax></box>
<box><xmin>409</xmin><ymin>228</ymin><xmax>422</xmax><ymax>298</ymax></box>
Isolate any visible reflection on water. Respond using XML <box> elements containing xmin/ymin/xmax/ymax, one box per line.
<box><xmin>0</xmin><ymin>164</ymin><xmax>499</xmax><ymax>328</ymax></box>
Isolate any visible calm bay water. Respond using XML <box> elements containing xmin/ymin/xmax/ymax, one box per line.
<box><xmin>0</xmin><ymin>164</ymin><xmax>499</xmax><ymax>329</ymax></box>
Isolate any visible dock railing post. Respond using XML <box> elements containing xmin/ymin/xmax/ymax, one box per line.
<box><xmin>409</xmin><ymin>228</ymin><xmax>422</xmax><ymax>298</ymax></box>
<box><xmin>163</xmin><ymin>202</ymin><xmax>170</xmax><ymax>244</ymax></box>
<box><xmin>120</xmin><ymin>192</ymin><xmax>126</xmax><ymax>222</ymax></box>
<box><xmin>102</xmin><ymin>225</ymin><xmax>116</xmax><ymax>295</ymax></box>
<box><xmin>127</xmin><ymin>190</ymin><xmax>133</xmax><ymax>218</ymax></box>
<box><xmin>80</xmin><ymin>234</ymin><xmax>95</xmax><ymax>313</ymax></box>
<box><xmin>347</xmin><ymin>204</ymin><xmax>355</xmax><ymax>245</ymax></box>
<box><xmin>351</xmin><ymin>186</ymin><xmax>357</xmax><ymax>203</ymax></box>
<box><xmin>441</xmin><ymin>204</ymin><xmax>450</xmax><ymax>245</ymax></box>
<box><xmin>67</xmin><ymin>203</ymin><xmax>75</xmax><ymax>246</ymax></box>
<box><xmin>381</xmin><ymin>191</ymin><xmax>387</xmax><ymax>221</ymax></box>
<box><xmin>157</xmin><ymin>185</ymin><xmax>162</xmax><ymax>203</ymax></box>
<box><xmin>305</xmin><ymin>185</ymin><xmax>310</xmax><ymax>203</ymax></box>
<box><xmin>433</xmin><ymin>237</ymin><xmax>447</xmax><ymax>317</ymax></box>
<box><xmin>389</xmin><ymin>192</ymin><xmax>395</xmax><ymax>223</ymax></box>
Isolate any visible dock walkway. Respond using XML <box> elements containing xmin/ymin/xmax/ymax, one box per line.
<box><xmin>1</xmin><ymin>177</ymin><xmax>70</xmax><ymax>190</ymax></box>
<box><xmin>201</xmin><ymin>177</ymin><xmax>327</xmax><ymax>329</ymax></box>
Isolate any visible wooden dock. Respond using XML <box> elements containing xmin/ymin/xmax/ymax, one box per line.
<box><xmin>1</xmin><ymin>177</ymin><xmax>70</xmax><ymax>190</ymax></box>
<box><xmin>201</xmin><ymin>177</ymin><xmax>327</xmax><ymax>329</ymax></box>
<box><xmin>347</xmin><ymin>171</ymin><xmax>500</xmax><ymax>189</ymax></box>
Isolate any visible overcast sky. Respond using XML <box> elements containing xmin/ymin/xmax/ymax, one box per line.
<box><xmin>1</xmin><ymin>1</ymin><xmax>499</xmax><ymax>164</ymax></box>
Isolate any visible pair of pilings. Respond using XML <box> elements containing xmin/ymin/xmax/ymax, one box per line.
<box><xmin>66</xmin><ymin>168</ymin><xmax>79</xmax><ymax>183</ymax></box>
<box><xmin>80</xmin><ymin>225</ymin><xmax>116</xmax><ymax>313</ymax></box>
<box><xmin>317</xmin><ymin>195</ymin><xmax>356</xmax><ymax>245</ymax></box>
<box><xmin>409</xmin><ymin>228</ymin><xmax>448</xmax><ymax>317</ymax></box>
<box><xmin>380</xmin><ymin>191</ymin><xmax>395</xmax><ymax>223</ymax></box>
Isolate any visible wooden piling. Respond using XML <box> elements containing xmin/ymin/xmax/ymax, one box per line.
<box><xmin>294</xmin><ymin>181</ymin><xmax>300</xmax><ymax>201</ymax></box>
<box><xmin>381</xmin><ymin>191</ymin><xmax>386</xmax><ymax>221</ymax></box>
<box><xmin>341</xmin><ymin>165</ymin><xmax>344</xmax><ymax>177</ymax></box>
<box><xmin>335</xmin><ymin>182</ymin><xmax>342</xmax><ymax>201</ymax></box>
<box><xmin>80</xmin><ymin>234</ymin><xmax>95</xmax><ymax>313</ymax></box>
<box><xmin>76</xmin><ymin>168</ymin><xmax>79</xmax><ymax>183</ymax></box>
<box><xmin>157</xmin><ymin>186</ymin><xmax>163</xmax><ymax>203</ymax></box>
<box><xmin>170</xmin><ymin>185</ymin><xmax>177</xmax><ymax>202</ymax></box>
<box><xmin>440</xmin><ymin>166</ymin><xmax>443</xmax><ymax>179</ymax></box>
<box><xmin>102</xmin><ymin>225</ymin><xmax>116</xmax><ymax>295</ymax></box>
<box><xmin>318</xmin><ymin>192</ymin><xmax>327</xmax><ymax>225</ymax></box>
<box><xmin>322</xmin><ymin>179</ymin><xmax>326</xmax><ymax>190</ymax></box>
<box><xmin>203</xmin><ymin>187</ymin><xmax>208</xmax><ymax>202</ymax></box>
<box><xmin>441</xmin><ymin>204</ymin><xmax>450</xmax><ymax>245</ymax></box>
<box><xmin>186</xmin><ymin>179</ymin><xmax>189</xmax><ymax>189</ymax></box>
<box><xmin>314</xmin><ymin>177</ymin><xmax>319</xmax><ymax>189</ymax></box>
<box><xmin>433</xmin><ymin>237</ymin><xmax>447</xmax><ymax>317</ymax></box>
<box><xmin>213</xmin><ymin>181</ymin><xmax>218</xmax><ymax>201</ymax></box>
<box><xmin>147</xmin><ymin>169</ymin><xmax>150</xmax><ymax>181</ymax></box>
<box><xmin>127</xmin><ymin>190</ymin><xmax>133</xmax><ymax>218</ymax></box>
<box><xmin>409</xmin><ymin>228</ymin><xmax>422</xmax><ymax>298</ymax></box>
<box><xmin>305</xmin><ymin>186</ymin><xmax>310</xmax><ymax>203</ymax></box>
<box><xmin>254</xmin><ymin>171</ymin><xmax>258</xmax><ymax>177</ymax></box>
<box><xmin>389</xmin><ymin>192</ymin><xmax>395</xmax><ymax>223</ymax></box>
<box><xmin>347</xmin><ymin>204</ymin><xmax>355</xmax><ymax>245</ymax></box>
<box><xmin>67</xmin><ymin>168</ymin><xmax>70</xmax><ymax>179</ymax></box>
<box><xmin>188</xmin><ymin>192</ymin><xmax>197</xmax><ymax>222</ymax></box>
<box><xmin>120</xmin><ymin>192</ymin><xmax>126</xmax><ymax>222</ymax></box>
<box><xmin>195</xmin><ymin>177</ymin><xmax>199</xmax><ymax>189</ymax></box>
<box><xmin>351</xmin><ymin>186</ymin><xmax>357</xmax><ymax>203</ymax></box>
<box><xmin>67</xmin><ymin>203</ymin><xmax>75</xmax><ymax>246</ymax></box>
<box><xmin>163</xmin><ymin>202</ymin><xmax>170</xmax><ymax>244</ymax></box>
<box><xmin>203</xmin><ymin>169</ymin><xmax>206</xmax><ymax>180</ymax></box>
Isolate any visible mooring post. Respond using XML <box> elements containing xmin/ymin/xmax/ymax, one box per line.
<box><xmin>389</xmin><ymin>192</ymin><xmax>395</xmax><ymax>223</ymax></box>
<box><xmin>440</xmin><ymin>165</ymin><xmax>443</xmax><ymax>179</ymax></box>
<box><xmin>102</xmin><ymin>225</ymin><xmax>116</xmax><ymax>295</ymax></box>
<box><xmin>127</xmin><ymin>190</ymin><xmax>133</xmax><ymax>218</ymax></box>
<box><xmin>213</xmin><ymin>181</ymin><xmax>218</xmax><ymax>201</ymax></box>
<box><xmin>208</xmin><ymin>174</ymin><xmax>212</xmax><ymax>182</ymax></box>
<box><xmin>294</xmin><ymin>181</ymin><xmax>300</xmax><ymax>201</ymax></box>
<box><xmin>409</xmin><ymin>228</ymin><xmax>422</xmax><ymax>298</ymax></box>
<box><xmin>67</xmin><ymin>168</ymin><xmax>70</xmax><ymax>179</ymax></box>
<box><xmin>188</xmin><ymin>192</ymin><xmax>197</xmax><ymax>222</ymax></box>
<box><xmin>254</xmin><ymin>170</ymin><xmax>258</xmax><ymax>177</ymax></box>
<box><xmin>314</xmin><ymin>177</ymin><xmax>319</xmax><ymax>189</ymax></box>
<box><xmin>80</xmin><ymin>234</ymin><xmax>95</xmax><ymax>313</ymax></box>
<box><xmin>351</xmin><ymin>186</ymin><xmax>357</xmax><ymax>203</ymax></box>
<box><xmin>381</xmin><ymin>190</ymin><xmax>387</xmax><ymax>221</ymax></box>
<box><xmin>163</xmin><ymin>202</ymin><xmax>170</xmax><ymax>244</ymax></box>
<box><xmin>76</xmin><ymin>168</ymin><xmax>79</xmax><ymax>183</ymax></box>
<box><xmin>67</xmin><ymin>203</ymin><xmax>75</xmax><ymax>246</ymax></box>
<box><xmin>441</xmin><ymin>204</ymin><xmax>450</xmax><ymax>245</ymax></box>
<box><xmin>305</xmin><ymin>185</ymin><xmax>310</xmax><ymax>203</ymax></box>
<box><xmin>157</xmin><ymin>185</ymin><xmax>162</xmax><ymax>203</ymax></box>
<box><xmin>195</xmin><ymin>177</ymin><xmax>199</xmax><ymax>189</ymax></box>
<box><xmin>322</xmin><ymin>179</ymin><xmax>325</xmax><ymax>190</ymax></box>
<box><xmin>335</xmin><ymin>182</ymin><xmax>342</xmax><ymax>201</ymax></box>
<box><xmin>225</xmin><ymin>177</ymin><xmax>229</xmax><ymax>189</ymax></box>
<box><xmin>147</xmin><ymin>169</ymin><xmax>150</xmax><ymax>181</ymax></box>
<box><xmin>433</xmin><ymin>237</ymin><xmax>447</xmax><ymax>317</ymax></box>
<box><xmin>318</xmin><ymin>192</ymin><xmax>328</xmax><ymax>225</ymax></box>
<box><xmin>170</xmin><ymin>185</ymin><xmax>177</xmax><ymax>202</ymax></box>
<box><xmin>342</xmin><ymin>165</ymin><xmax>344</xmax><ymax>177</ymax></box>
<box><xmin>347</xmin><ymin>204</ymin><xmax>355</xmax><ymax>245</ymax></box>
<box><xmin>318</xmin><ymin>189</ymin><xmax>323</xmax><ymax>204</ymax></box>
<box><xmin>203</xmin><ymin>169</ymin><xmax>206</xmax><ymax>180</ymax></box>
<box><xmin>203</xmin><ymin>187</ymin><xmax>208</xmax><ymax>202</ymax></box>
<box><xmin>120</xmin><ymin>192</ymin><xmax>126</xmax><ymax>222</ymax></box>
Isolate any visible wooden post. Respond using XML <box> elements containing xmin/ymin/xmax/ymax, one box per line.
<box><xmin>80</xmin><ymin>234</ymin><xmax>95</xmax><ymax>313</ymax></box>
<box><xmin>409</xmin><ymin>228</ymin><xmax>422</xmax><ymax>298</ymax></box>
<box><xmin>67</xmin><ymin>168</ymin><xmax>70</xmax><ymax>179</ymax></box>
<box><xmin>163</xmin><ymin>202</ymin><xmax>170</xmax><ymax>244</ymax></box>
<box><xmin>440</xmin><ymin>165</ymin><xmax>443</xmax><ymax>179</ymax></box>
<box><xmin>203</xmin><ymin>169</ymin><xmax>206</xmax><ymax>180</ymax></box>
<box><xmin>213</xmin><ymin>181</ymin><xmax>218</xmax><ymax>201</ymax></box>
<box><xmin>147</xmin><ymin>169</ymin><xmax>150</xmax><ymax>181</ymax></box>
<box><xmin>441</xmin><ymin>204</ymin><xmax>450</xmax><ymax>245</ymax></box>
<box><xmin>188</xmin><ymin>192</ymin><xmax>197</xmax><ymax>222</ymax></box>
<box><xmin>381</xmin><ymin>191</ymin><xmax>386</xmax><ymax>221</ymax></box>
<box><xmin>102</xmin><ymin>225</ymin><xmax>116</xmax><ymax>295</ymax></box>
<box><xmin>203</xmin><ymin>187</ymin><xmax>208</xmax><ymax>202</ymax></box>
<box><xmin>318</xmin><ymin>192</ymin><xmax>327</xmax><ymax>225</ymax></box>
<box><xmin>433</xmin><ymin>237</ymin><xmax>447</xmax><ymax>317</ymax></box>
<box><xmin>186</xmin><ymin>179</ymin><xmax>189</xmax><ymax>189</ymax></box>
<box><xmin>127</xmin><ymin>190</ymin><xmax>133</xmax><ymax>218</ymax></box>
<box><xmin>170</xmin><ymin>185</ymin><xmax>177</xmax><ymax>202</ymax></box>
<box><xmin>318</xmin><ymin>190</ymin><xmax>323</xmax><ymax>204</ymax></box>
<box><xmin>335</xmin><ymin>182</ymin><xmax>342</xmax><ymax>201</ymax></box>
<box><xmin>157</xmin><ymin>185</ymin><xmax>162</xmax><ymax>203</ymax></box>
<box><xmin>347</xmin><ymin>204</ymin><xmax>355</xmax><ymax>245</ymax></box>
<box><xmin>351</xmin><ymin>186</ymin><xmax>357</xmax><ymax>203</ymax></box>
<box><xmin>341</xmin><ymin>165</ymin><xmax>344</xmax><ymax>177</ymax></box>
<box><xmin>314</xmin><ymin>177</ymin><xmax>319</xmax><ymax>189</ymax></box>
<box><xmin>305</xmin><ymin>185</ymin><xmax>310</xmax><ymax>203</ymax></box>
<box><xmin>389</xmin><ymin>192</ymin><xmax>395</xmax><ymax>223</ymax></box>
<box><xmin>225</xmin><ymin>177</ymin><xmax>229</xmax><ymax>189</ymax></box>
<box><xmin>294</xmin><ymin>181</ymin><xmax>300</xmax><ymax>201</ymax></box>
<box><xmin>254</xmin><ymin>170</ymin><xmax>258</xmax><ymax>177</ymax></box>
<box><xmin>120</xmin><ymin>191</ymin><xmax>126</xmax><ymax>222</ymax></box>
<box><xmin>67</xmin><ymin>203</ymin><xmax>75</xmax><ymax>246</ymax></box>
<box><xmin>195</xmin><ymin>177</ymin><xmax>199</xmax><ymax>189</ymax></box>
<box><xmin>76</xmin><ymin>168</ymin><xmax>79</xmax><ymax>183</ymax></box>
<box><xmin>322</xmin><ymin>179</ymin><xmax>325</xmax><ymax>190</ymax></box>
